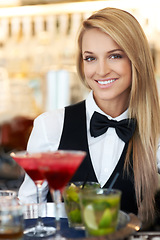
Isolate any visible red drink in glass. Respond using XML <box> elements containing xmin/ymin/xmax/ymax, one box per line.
<box><xmin>12</xmin><ymin>155</ymin><xmax>44</xmax><ymax>185</ymax></box>
<box><xmin>25</xmin><ymin>168</ymin><xmax>44</xmax><ymax>184</ymax></box>
<box><xmin>38</xmin><ymin>151</ymin><xmax>84</xmax><ymax>190</ymax></box>
<box><xmin>36</xmin><ymin>150</ymin><xmax>86</xmax><ymax>239</ymax></box>
<box><xmin>10</xmin><ymin>151</ymin><xmax>56</xmax><ymax>237</ymax></box>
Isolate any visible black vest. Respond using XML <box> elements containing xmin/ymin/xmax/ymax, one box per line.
<box><xmin>48</xmin><ymin>101</ymin><xmax>138</xmax><ymax>215</ymax></box>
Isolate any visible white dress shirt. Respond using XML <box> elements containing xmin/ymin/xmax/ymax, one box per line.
<box><xmin>18</xmin><ymin>91</ymin><xmax>160</xmax><ymax>204</ymax></box>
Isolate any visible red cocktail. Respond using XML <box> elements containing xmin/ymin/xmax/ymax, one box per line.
<box><xmin>12</xmin><ymin>154</ymin><xmax>44</xmax><ymax>185</ymax></box>
<box><xmin>36</xmin><ymin>150</ymin><xmax>86</xmax><ymax>238</ymax></box>
<box><xmin>38</xmin><ymin>151</ymin><xmax>84</xmax><ymax>190</ymax></box>
<box><xmin>10</xmin><ymin>151</ymin><xmax>56</xmax><ymax>237</ymax></box>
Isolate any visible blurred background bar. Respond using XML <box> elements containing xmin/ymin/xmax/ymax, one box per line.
<box><xmin>0</xmin><ymin>0</ymin><xmax>160</xmax><ymax>190</ymax></box>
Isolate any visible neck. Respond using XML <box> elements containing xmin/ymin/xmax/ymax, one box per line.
<box><xmin>93</xmin><ymin>95</ymin><xmax>129</xmax><ymax>118</ymax></box>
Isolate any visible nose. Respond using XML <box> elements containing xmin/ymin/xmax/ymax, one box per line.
<box><xmin>96</xmin><ymin>59</ymin><xmax>110</xmax><ymax>76</ymax></box>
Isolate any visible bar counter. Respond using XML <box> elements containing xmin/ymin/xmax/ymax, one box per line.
<box><xmin>22</xmin><ymin>203</ymin><xmax>142</xmax><ymax>240</ymax></box>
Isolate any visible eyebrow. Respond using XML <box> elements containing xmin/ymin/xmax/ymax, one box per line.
<box><xmin>108</xmin><ymin>49</ymin><xmax>124</xmax><ymax>54</ymax></box>
<box><xmin>83</xmin><ymin>49</ymin><xmax>124</xmax><ymax>54</ymax></box>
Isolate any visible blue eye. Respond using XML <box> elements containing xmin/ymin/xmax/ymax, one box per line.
<box><xmin>83</xmin><ymin>56</ymin><xmax>96</xmax><ymax>62</ymax></box>
<box><xmin>110</xmin><ymin>54</ymin><xmax>122</xmax><ymax>59</ymax></box>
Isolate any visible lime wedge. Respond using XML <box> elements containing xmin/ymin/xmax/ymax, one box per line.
<box><xmin>89</xmin><ymin>227</ymin><xmax>115</xmax><ymax>236</ymax></box>
<box><xmin>107</xmin><ymin>196</ymin><xmax>120</xmax><ymax>207</ymax></box>
<box><xmin>69</xmin><ymin>209</ymin><xmax>82</xmax><ymax>223</ymax></box>
<box><xmin>98</xmin><ymin>208</ymin><xmax>112</xmax><ymax>228</ymax></box>
<box><xmin>66</xmin><ymin>185</ymin><xmax>79</xmax><ymax>202</ymax></box>
<box><xmin>83</xmin><ymin>204</ymin><xmax>98</xmax><ymax>230</ymax></box>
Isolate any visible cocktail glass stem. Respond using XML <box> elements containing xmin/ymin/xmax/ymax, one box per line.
<box><xmin>52</xmin><ymin>189</ymin><xmax>62</xmax><ymax>238</ymax></box>
<box><xmin>24</xmin><ymin>183</ymin><xmax>56</xmax><ymax>237</ymax></box>
<box><xmin>10</xmin><ymin>151</ymin><xmax>58</xmax><ymax>237</ymax></box>
<box><xmin>35</xmin><ymin>183</ymin><xmax>45</xmax><ymax>232</ymax></box>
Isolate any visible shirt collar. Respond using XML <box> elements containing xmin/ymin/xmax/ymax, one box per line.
<box><xmin>86</xmin><ymin>90</ymin><xmax>129</xmax><ymax>121</ymax></box>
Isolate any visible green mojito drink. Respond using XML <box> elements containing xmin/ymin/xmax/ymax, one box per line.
<box><xmin>79</xmin><ymin>188</ymin><xmax>121</xmax><ymax>237</ymax></box>
<box><xmin>63</xmin><ymin>182</ymin><xmax>100</xmax><ymax>228</ymax></box>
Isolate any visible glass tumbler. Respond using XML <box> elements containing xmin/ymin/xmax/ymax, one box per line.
<box><xmin>0</xmin><ymin>190</ymin><xmax>24</xmax><ymax>239</ymax></box>
<box><xmin>79</xmin><ymin>188</ymin><xmax>121</xmax><ymax>237</ymax></box>
<box><xmin>63</xmin><ymin>181</ymin><xmax>100</xmax><ymax>228</ymax></box>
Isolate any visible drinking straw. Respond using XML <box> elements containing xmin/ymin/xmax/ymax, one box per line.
<box><xmin>107</xmin><ymin>172</ymin><xmax>119</xmax><ymax>193</ymax></box>
<box><xmin>82</xmin><ymin>172</ymin><xmax>89</xmax><ymax>189</ymax></box>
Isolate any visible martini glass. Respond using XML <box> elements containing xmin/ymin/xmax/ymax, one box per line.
<box><xmin>10</xmin><ymin>151</ymin><xmax>56</xmax><ymax>237</ymax></box>
<box><xmin>36</xmin><ymin>150</ymin><xmax>86</xmax><ymax>239</ymax></box>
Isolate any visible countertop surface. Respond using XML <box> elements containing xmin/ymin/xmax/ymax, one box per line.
<box><xmin>22</xmin><ymin>203</ymin><xmax>142</xmax><ymax>240</ymax></box>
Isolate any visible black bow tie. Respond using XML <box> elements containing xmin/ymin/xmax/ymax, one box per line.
<box><xmin>90</xmin><ymin>111</ymin><xmax>136</xmax><ymax>143</ymax></box>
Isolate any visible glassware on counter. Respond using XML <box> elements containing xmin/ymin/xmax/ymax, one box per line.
<box><xmin>79</xmin><ymin>188</ymin><xmax>121</xmax><ymax>237</ymax></box>
<box><xmin>10</xmin><ymin>152</ymin><xmax>56</xmax><ymax>238</ymax></box>
<box><xmin>0</xmin><ymin>190</ymin><xmax>24</xmax><ymax>239</ymax></box>
<box><xmin>63</xmin><ymin>181</ymin><xmax>100</xmax><ymax>228</ymax></box>
<box><xmin>36</xmin><ymin>150</ymin><xmax>86</xmax><ymax>239</ymax></box>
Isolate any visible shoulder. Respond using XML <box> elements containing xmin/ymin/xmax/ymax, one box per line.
<box><xmin>33</xmin><ymin>108</ymin><xmax>65</xmax><ymax>142</ymax></box>
<box><xmin>34</xmin><ymin>108</ymin><xmax>65</xmax><ymax>126</ymax></box>
<box><xmin>27</xmin><ymin>108</ymin><xmax>65</xmax><ymax>152</ymax></box>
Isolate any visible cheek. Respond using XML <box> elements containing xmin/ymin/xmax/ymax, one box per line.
<box><xmin>119</xmin><ymin>62</ymin><xmax>132</xmax><ymax>79</ymax></box>
<box><xmin>83</xmin><ymin>64</ymin><xmax>94</xmax><ymax>79</ymax></box>
<box><xmin>125</xmin><ymin>64</ymin><xmax>132</xmax><ymax>83</ymax></box>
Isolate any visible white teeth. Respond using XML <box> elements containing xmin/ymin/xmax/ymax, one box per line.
<box><xmin>98</xmin><ymin>79</ymin><xmax>116</xmax><ymax>85</ymax></box>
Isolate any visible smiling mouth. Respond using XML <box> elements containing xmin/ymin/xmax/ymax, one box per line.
<box><xmin>96</xmin><ymin>79</ymin><xmax>117</xmax><ymax>85</ymax></box>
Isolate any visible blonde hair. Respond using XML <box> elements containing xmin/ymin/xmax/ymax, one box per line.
<box><xmin>76</xmin><ymin>7</ymin><xmax>160</xmax><ymax>223</ymax></box>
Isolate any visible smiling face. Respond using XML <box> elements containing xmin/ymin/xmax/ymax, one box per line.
<box><xmin>82</xmin><ymin>28</ymin><xmax>132</xmax><ymax>115</ymax></box>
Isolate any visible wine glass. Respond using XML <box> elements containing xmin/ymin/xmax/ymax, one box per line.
<box><xmin>10</xmin><ymin>151</ymin><xmax>56</xmax><ymax>237</ymax></box>
<box><xmin>35</xmin><ymin>150</ymin><xmax>86</xmax><ymax>239</ymax></box>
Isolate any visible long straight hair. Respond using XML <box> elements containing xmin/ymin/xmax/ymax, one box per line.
<box><xmin>76</xmin><ymin>7</ymin><xmax>160</xmax><ymax>223</ymax></box>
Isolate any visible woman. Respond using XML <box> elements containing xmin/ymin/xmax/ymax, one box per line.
<box><xmin>18</xmin><ymin>7</ymin><xmax>160</xmax><ymax>224</ymax></box>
